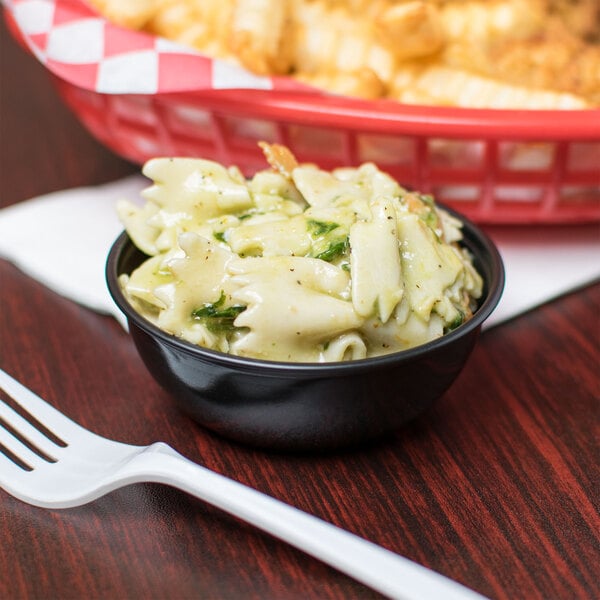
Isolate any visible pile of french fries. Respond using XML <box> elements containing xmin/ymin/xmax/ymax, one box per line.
<box><xmin>89</xmin><ymin>0</ymin><xmax>600</xmax><ymax>109</ymax></box>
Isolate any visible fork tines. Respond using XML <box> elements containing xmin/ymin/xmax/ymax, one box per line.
<box><xmin>0</xmin><ymin>370</ymin><xmax>67</xmax><ymax>472</ymax></box>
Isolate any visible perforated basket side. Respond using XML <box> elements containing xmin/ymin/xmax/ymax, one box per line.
<box><xmin>56</xmin><ymin>81</ymin><xmax>600</xmax><ymax>225</ymax></box>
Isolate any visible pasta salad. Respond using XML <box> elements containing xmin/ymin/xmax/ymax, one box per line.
<box><xmin>117</xmin><ymin>143</ymin><xmax>483</xmax><ymax>362</ymax></box>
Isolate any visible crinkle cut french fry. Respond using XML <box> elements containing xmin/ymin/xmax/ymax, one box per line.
<box><xmin>296</xmin><ymin>67</ymin><xmax>386</xmax><ymax>99</ymax></box>
<box><xmin>437</xmin><ymin>0</ymin><xmax>600</xmax><ymax>101</ymax></box>
<box><xmin>489</xmin><ymin>40</ymin><xmax>600</xmax><ymax>102</ymax></box>
<box><xmin>376</xmin><ymin>1</ymin><xmax>445</xmax><ymax>60</ymax></box>
<box><xmin>290</xmin><ymin>0</ymin><xmax>397</xmax><ymax>87</ymax></box>
<box><xmin>147</xmin><ymin>0</ymin><xmax>235</xmax><ymax>60</ymax></box>
<box><xmin>438</xmin><ymin>0</ymin><xmax>546</xmax><ymax>44</ymax></box>
<box><xmin>546</xmin><ymin>0</ymin><xmax>600</xmax><ymax>41</ymax></box>
<box><xmin>391</xmin><ymin>64</ymin><xmax>590</xmax><ymax>109</ymax></box>
<box><xmin>230</xmin><ymin>0</ymin><xmax>293</xmax><ymax>74</ymax></box>
<box><xmin>87</xmin><ymin>0</ymin><xmax>164</xmax><ymax>29</ymax></box>
<box><xmin>88</xmin><ymin>0</ymin><xmax>600</xmax><ymax>109</ymax></box>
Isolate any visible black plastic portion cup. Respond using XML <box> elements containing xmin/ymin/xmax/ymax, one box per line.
<box><xmin>106</xmin><ymin>211</ymin><xmax>504</xmax><ymax>451</ymax></box>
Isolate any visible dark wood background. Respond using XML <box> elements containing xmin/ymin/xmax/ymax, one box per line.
<box><xmin>1</xmin><ymin>16</ymin><xmax>599</xmax><ymax>600</ymax></box>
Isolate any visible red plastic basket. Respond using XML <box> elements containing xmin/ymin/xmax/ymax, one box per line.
<box><xmin>56</xmin><ymin>82</ymin><xmax>600</xmax><ymax>224</ymax></box>
<box><xmin>7</xmin><ymin>5</ymin><xmax>600</xmax><ymax>224</ymax></box>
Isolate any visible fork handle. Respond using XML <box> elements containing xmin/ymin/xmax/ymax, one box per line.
<box><xmin>118</xmin><ymin>442</ymin><xmax>487</xmax><ymax>600</ymax></box>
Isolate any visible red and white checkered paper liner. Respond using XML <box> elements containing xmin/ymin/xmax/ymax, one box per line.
<box><xmin>4</xmin><ymin>0</ymin><xmax>315</xmax><ymax>94</ymax></box>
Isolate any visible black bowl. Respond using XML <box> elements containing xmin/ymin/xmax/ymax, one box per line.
<box><xmin>106</xmin><ymin>214</ymin><xmax>504</xmax><ymax>451</ymax></box>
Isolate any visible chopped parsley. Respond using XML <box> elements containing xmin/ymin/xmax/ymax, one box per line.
<box><xmin>307</xmin><ymin>219</ymin><xmax>348</xmax><ymax>263</ymax></box>
<box><xmin>446</xmin><ymin>311</ymin><xmax>465</xmax><ymax>332</ymax></box>
<box><xmin>307</xmin><ymin>219</ymin><xmax>339</xmax><ymax>236</ymax></box>
<box><xmin>314</xmin><ymin>238</ymin><xmax>349</xmax><ymax>262</ymax></box>
<box><xmin>191</xmin><ymin>291</ymin><xmax>246</xmax><ymax>333</ymax></box>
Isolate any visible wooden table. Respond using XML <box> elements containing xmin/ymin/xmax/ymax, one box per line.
<box><xmin>1</xmin><ymin>19</ymin><xmax>599</xmax><ymax>600</ymax></box>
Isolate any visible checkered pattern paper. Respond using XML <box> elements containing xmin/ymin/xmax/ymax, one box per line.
<box><xmin>4</xmin><ymin>0</ymin><xmax>311</xmax><ymax>94</ymax></box>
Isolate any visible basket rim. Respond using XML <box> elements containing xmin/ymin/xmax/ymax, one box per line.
<box><xmin>158</xmin><ymin>89</ymin><xmax>600</xmax><ymax>141</ymax></box>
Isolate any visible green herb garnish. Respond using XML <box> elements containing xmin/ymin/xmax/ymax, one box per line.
<box><xmin>446</xmin><ymin>311</ymin><xmax>465</xmax><ymax>332</ymax></box>
<box><xmin>191</xmin><ymin>291</ymin><xmax>246</xmax><ymax>333</ymax></box>
<box><xmin>307</xmin><ymin>219</ymin><xmax>339</xmax><ymax>236</ymax></box>
<box><xmin>307</xmin><ymin>219</ymin><xmax>348</xmax><ymax>263</ymax></box>
<box><xmin>314</xmin><ymin>237</ymin><xmax>349</xmax><ymax>262</ymax></box>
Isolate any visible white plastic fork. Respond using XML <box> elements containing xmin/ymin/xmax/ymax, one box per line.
<box><xmin>0</xmin><ymin>368</ymin><xmax>488</xmax><ymax>600</ymax></box>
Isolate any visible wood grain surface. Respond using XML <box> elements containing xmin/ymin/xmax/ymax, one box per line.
<box><xmin>1</xmin><ymin>17</ymin><xmax>599</xmax><ymax>600</ymax></box>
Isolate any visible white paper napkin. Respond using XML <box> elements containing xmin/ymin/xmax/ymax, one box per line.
<box><xmin>0</xmin><ymin>177</ymin><xmax>146</xmax><ymax>329</ymax></box>
<box><xmin>1</xmin><ymin>178</ymin><xmax>599</xmax><ymax>330</ymax></box>
<box><xmin>484</xmin><ymin>224</ymin><xmax>600</xmax><ymax>327</ymax></box>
